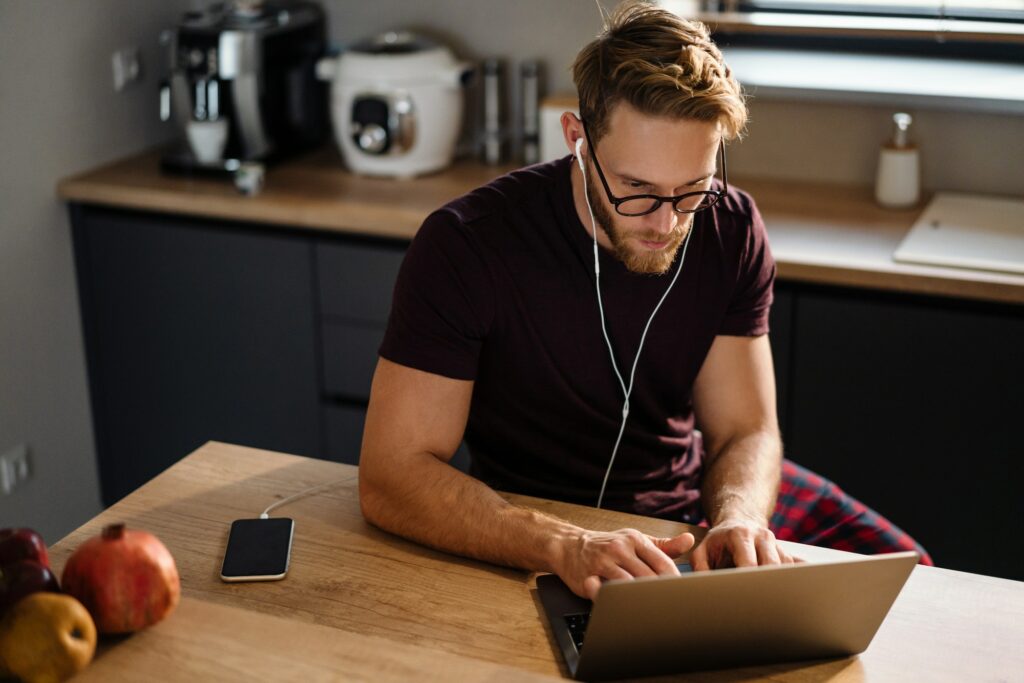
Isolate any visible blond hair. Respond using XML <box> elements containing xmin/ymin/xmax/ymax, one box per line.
<box><xmin>572</xmin><ymin>0</ymin><xmax>747</xmax><ymax>142</ymax></box>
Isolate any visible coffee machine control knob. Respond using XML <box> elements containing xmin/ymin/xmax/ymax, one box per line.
<box><xmin>356</xmin><ymin>123</ymin><xmax>388</xmax><ymax>154</ymax></box>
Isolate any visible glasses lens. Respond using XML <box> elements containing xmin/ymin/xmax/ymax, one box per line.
<box><xmin>675</xmin><ymin>192</ymin><xmax>719</xmax><ymax>213</ymax></box>
<box><xmin>616</xmin><ymin>196</ymin><xmax>661</xmax><ymax>216</ymax></box>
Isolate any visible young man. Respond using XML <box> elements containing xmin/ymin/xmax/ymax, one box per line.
<box><xmin>359</xmin><ymin>1</ymin><xmax>928</xmax><ymax>600</ymax></box>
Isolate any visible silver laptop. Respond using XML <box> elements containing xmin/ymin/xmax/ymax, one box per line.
<box><xmin>536</xmin><ymin>551</ymin><xmax>918</xmax><ymax>680</ymax></box>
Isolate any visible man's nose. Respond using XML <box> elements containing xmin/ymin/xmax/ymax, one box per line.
<box><xmin>647</xmin><ymin>202</ymin><xmax>677</xmax><ymax>236</ymax></box>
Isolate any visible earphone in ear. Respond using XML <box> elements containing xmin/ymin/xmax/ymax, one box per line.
<box><xmin>575</xmin><ymin>137</ymin><xmax>584</xmax><ymax>169</ymax></box>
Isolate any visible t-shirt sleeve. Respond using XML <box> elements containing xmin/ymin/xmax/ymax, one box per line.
<box><xmin>378</xmin><ymin>209</ymin><xmax>494</xmax><ymax>380</ymax></box>
<box><xmin>717</xmin><ymin>196</ymin><xmax>776</xmax><ymax>337</ymax></box>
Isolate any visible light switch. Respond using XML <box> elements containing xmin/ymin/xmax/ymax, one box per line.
<box><xmin>0</xmin><ymin>443</ymin><xmax>31</xmax><ymax>495</ymax></box>
<box><xmin>112</xmin><ymin>47</ymin><xmax>142</xmax><ymax>92</ymax></box>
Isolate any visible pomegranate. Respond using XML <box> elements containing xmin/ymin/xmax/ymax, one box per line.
<box><xmin>60</xmin><ymin>523</ymin><xmax>180</xmax><ymax>634</ymax></box>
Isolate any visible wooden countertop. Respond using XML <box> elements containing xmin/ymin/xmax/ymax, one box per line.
<box><xmin>58</xmin><ymin>148</ymin><xmax>1024</xmax><ymax>305</ymax></box>
<box><xmin>49</xmin><ymin>441</ymin><xmax>1024</xmax><ymax>682</ymax></box>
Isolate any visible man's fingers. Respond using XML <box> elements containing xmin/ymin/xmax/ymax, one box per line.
<box><xmin>618</xmin><ymin>553</ymin><xmax>659</xmax><ymax>579</ymax></box>
<box><xmin>635</xmin><ymin>537</ymin><xmax>681</xmax><ymax>576</ymax></box>
<box><xmin>690</xmin><ymin>541</ymin><xmax>710</xmax><ymax>572</ymax></box>
<box><xmin>582</xmin><ymin>564</ymin><xmax>635</xmax><ymax>599</ymax></box>
<box><xmin>728</xmin><ymin>535</ymin><xmax>758</xmax><ymax>568</ymax></box>
<box><xmin>755</xmin><ymin>535</ymin><xmax>782</xmax><ymax>565</ymax></box>
<box><xmin>651</xmin><ymin>532</ymin><xmax>696</xmax><ymax>558</ymax></box>
<box><xmin>582</xmin><ymin>575</ymin><xmax>602</xmax><ymax>600</ymax></box>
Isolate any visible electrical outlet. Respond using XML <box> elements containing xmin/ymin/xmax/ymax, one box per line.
<box><xmin>112</xmin><ymin>47</ymin><xmax>141</xmax><ymax>92</ymax></box>
<box><xmin>0</xmin><ymin>443</ymin><xmax>31</xmax><ymax>495</ymax></box>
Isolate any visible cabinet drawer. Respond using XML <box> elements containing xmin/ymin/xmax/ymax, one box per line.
<box><xmin>316</xmin><ymin>242</ymin><xmax>405</xmax><ymax>324</ymax></box>
<box><xmin>322</xmin><ymin>322</ymin><xmax>384</xmax><ymax>399</ymax></box>
<box><xmin>323</xmin><ymin>404</ymin><xmax>366</xmax><ymax>465</ymax></box>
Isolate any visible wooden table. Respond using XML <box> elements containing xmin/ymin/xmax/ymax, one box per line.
<box><xmin>49</xmin><ymin>442</ymin><xmax>1024</xmax><ymax>681</ymax></box>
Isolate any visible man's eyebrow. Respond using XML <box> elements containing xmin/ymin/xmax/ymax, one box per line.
<box><xmin>619</xmin><ymin>170</ymin><xmax>715</xmax><ymax>188</ymax></box>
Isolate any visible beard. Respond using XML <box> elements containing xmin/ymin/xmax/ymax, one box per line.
<box><xmin>583</xmin><ymin>161</ymin><xmax>690</xmax><ymax>275</ymax></box>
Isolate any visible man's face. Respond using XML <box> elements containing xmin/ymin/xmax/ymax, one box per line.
<box><xmin>582</xmin><ymin>104</ymin><xmax>721</xmax><ymax>275</ymax></box>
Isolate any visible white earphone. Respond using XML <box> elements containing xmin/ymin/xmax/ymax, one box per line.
<box><xmin>575</xmin><ymin>133</ymin><xmax>695</xmax><ymax>508</ymax></box>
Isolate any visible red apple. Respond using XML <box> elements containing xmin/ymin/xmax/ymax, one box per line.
<box><xmin>0</xmin><ymin>560</ymin><xmax>60</xmax><ymax>615</ymax></box>
<box><xmin>0</xmin><ymin>529</ymin><xmax>49</xmax><ymax>569</ymax></box>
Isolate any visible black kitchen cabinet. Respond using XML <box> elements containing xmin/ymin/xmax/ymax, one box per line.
<box><xmin>768</xmin><ymin>284</ymin><xmax>795</xmax><ymax>436</ymax></box>
<box><xmin>782</xmin><ymin>285</ymin><xmax>1024</xmax><ymax>580</ymax></box>
<box><xmin>71</xmin><ymin>206</ymin><xmax>324</xmax><ymax>505</ymax></box>
<box><xmin>314</xmin><ymin>239</ymin><xmax>407</xmax><ymax>463</ymax></box>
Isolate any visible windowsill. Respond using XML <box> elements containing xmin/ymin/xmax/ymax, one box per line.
<box><xmin>721</xmin><ymin>47</ymin><xmax>1024</xmax><ymax>115</ymax></box>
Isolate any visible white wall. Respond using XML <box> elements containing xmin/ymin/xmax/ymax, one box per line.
<box><xmin>0</xmin><ymin>0</ymin><xmax>189</xmax><ymax>544</ymax></box>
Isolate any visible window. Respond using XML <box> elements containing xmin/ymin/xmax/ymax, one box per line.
<box><xmin>734</xmin><ymin>0</ymin><xmax>1024</xmax><ymax>23</ymax></box>
<box><xmin>681</xmin><ymin>0</ymin><xmax>1024</xmax><ymax>58</ymax></box>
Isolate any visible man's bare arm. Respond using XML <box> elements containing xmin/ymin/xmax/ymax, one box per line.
<box><xmin>359</xmin><ymin>357</ymin><xmax>695</xmax><ymax>598</ymax></box>
<box><xmin>690</xmin><ymin>334</ymin><xmax>792</xmax><ymax>569</ymax></box>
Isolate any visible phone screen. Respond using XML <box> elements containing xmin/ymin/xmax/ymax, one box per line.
<box><xmin>220</xmin><ymin>517</ymin><xmax>294</xmax><ymax>582</ymax></box>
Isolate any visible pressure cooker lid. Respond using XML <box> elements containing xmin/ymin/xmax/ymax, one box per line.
<box><xmin>350</xmin><ymin>31</ymin><xmax>439</xmax><ymax>55</ymax></box>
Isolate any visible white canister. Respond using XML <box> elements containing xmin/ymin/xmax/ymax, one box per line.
<box><xmin>875</xmin><ymin>112</ymin><xmax>920</xmax><ymax>209</ymax></box>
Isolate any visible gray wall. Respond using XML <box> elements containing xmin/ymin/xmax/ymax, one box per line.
<box><xmin>0</xmin><ymin>0</ymin><xmax>188</xmax><ymax>544</ymax></box>
<box><xmin>734</xmin><ymin>100</ymin><xmax>1024</xmax><ymax>197</ymax></box>
<box><xmin>322</xmin><ymin>0</ymin><xmax>1023</xmax><ymax>195</ymax></box>
<box><xmin>1</xmin><ymin>0</ymin><xmax>1018</xmax><ymax>544</ymax></box>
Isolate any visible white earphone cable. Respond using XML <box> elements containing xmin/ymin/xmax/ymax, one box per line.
<box><xmin>576</xmin><ymin>142</ymin><xmax>693</xmax><ymax>509</ymax></box>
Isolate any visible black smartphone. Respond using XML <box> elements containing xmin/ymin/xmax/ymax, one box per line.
<box><xmin>220</xmin><ymin>517</ymin><xmax>295</xmax><ymax>582</ymax></box>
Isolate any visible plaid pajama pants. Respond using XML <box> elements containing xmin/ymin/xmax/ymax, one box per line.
<box><xmin>769</xmin><ymin>459</ymin><xmax>933</xmax><ymax>565</ymax></box>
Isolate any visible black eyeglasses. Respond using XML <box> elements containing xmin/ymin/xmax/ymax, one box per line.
<box><xmin>582</xmin><ymin>123</ymin><xmax>728</xmax><ymax>217</ymax></box>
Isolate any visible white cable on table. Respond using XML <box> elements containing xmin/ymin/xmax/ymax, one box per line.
<box><xmin>259</xmin><ymin>477</ymin><xmax>354</xmax><ymax>519</ymax></box>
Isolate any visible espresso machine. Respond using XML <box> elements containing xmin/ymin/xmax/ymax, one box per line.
<box><xmin>159</xmin><ymin>0</ymin><xmax>329</xmax><ymax>174</ymax></box>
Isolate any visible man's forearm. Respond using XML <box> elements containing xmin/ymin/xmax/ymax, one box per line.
<box><xmin>700</xmin><ymin>429</ymin><xmax>782</xmax><ymax>526</ymax></box>
<box><xmin>360</xmin><ymin>450</ymin><xmax>582</xmax><ymax>574</ymax></box>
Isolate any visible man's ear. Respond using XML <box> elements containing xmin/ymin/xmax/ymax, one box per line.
<box><xmin>561</xmin><ymin>111</ymin><xmax>585</xmax><ymax>156</ymax></box>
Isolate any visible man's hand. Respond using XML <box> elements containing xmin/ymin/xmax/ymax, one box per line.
<box><xmin>689</xmin><ymin>517</ymin><xmax>795</xmax><ymax>571</ymax></box>
<box><xmin>552</xmin><ymin>528</ymin><xmax>696</xmax><ymax>599</ymax></box>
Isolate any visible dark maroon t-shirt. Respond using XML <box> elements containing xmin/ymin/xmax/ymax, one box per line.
<box><xmin>379</xmin><ymin>155</ymin><xmax>775</xmax><ymax>521</ymax></box>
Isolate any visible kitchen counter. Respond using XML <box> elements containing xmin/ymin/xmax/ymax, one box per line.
<box><xmin>58</xmin><ymin>147</ymin><xmax>1024</xmax><ymax>305</ymax></box>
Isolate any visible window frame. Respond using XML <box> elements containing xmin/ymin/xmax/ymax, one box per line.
<box><xmin>688</xmin><ymin>0</ymin><xmax>1024</xmax><ymax>58</ymax></box>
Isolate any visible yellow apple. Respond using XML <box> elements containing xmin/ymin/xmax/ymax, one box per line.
<box><xmin>0</xmin><ymin>592</ymin><xmax>96</xmax><ymax>683</ymax></box>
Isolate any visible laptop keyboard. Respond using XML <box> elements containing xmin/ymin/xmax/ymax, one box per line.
<box><xmin>565</xmin><ymin>612</ymin><xmax>590</xmax><ymax>652</ymax></box>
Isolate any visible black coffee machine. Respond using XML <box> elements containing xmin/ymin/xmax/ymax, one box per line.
<box><xmin>159</xmin><ymin>0</ymin><xmax>329</xmax><ymax>174</ymax></box>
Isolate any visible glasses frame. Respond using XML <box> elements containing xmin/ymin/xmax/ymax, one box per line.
<box><xmin>581</xmin><ymin>122</ymin><xmax>728</xmax><ymax>217</ymax></box>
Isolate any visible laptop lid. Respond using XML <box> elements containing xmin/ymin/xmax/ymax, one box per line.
<box><xmin>537</xmin><ymin>551</ymin><xmax>918</xmax><ymax>681</ymax></box>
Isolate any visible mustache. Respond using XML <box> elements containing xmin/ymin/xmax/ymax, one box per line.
<box><xmin>634</xmin><ymin>228</ymin><xmax>686</xmax><ymax>243</ymax></box>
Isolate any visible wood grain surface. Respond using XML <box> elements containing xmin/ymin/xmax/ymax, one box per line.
<box><xmin>78</xmin><ymin>597</ymin><xmax>558</xmax><ymax>683</ymax></box>
<box><xmin>57</xmin><ymin>149</ymin><xmax>1024</xmax><ymax>305</ymax></box>
<box><xmin>48</xmin><ymin>442</ymin><xmax>1024</xmax><ymax>682</ymax></box>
